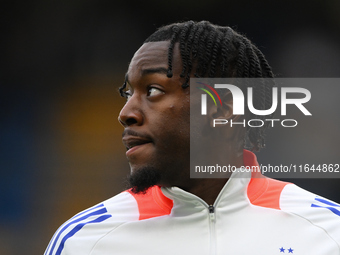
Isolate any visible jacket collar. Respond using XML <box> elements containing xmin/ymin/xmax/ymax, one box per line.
<box><xmin>160</xmin><ymin>150</ymin><xmax>259</xmax><ymax>214</ymax></box>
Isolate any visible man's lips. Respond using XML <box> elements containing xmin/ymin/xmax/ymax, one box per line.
<box><xmin>122</xmin><ymin>129</ymin><xmax>153</xmax><ymax>152</ymax></box>
<box><xmin>122</xmin><ymin>136</ymin><xmax>152</xmax><ymax>151</ymax></box>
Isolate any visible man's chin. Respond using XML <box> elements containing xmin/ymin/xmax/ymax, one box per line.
<box><xmin>127</xmin><ymin>166</ymin><xmax>161</xmax><ymax>194</ymax></box>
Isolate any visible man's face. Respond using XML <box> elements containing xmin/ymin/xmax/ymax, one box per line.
<box><xmin>118</xmin><ymin>41</ymin><xmax>190</xmax><ymax>192</ymax></box>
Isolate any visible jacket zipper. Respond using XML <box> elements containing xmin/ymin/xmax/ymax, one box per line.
<box><xmin>209</xmin><ymin>205</ymin><xmax>215</xmax><ymax>220</ymax></box>
<box><xmin>208</xmin><ymin>204</ymin><xmax>216</xmax><ymax>254</ymax></box>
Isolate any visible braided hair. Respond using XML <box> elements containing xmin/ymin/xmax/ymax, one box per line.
<box><xmin>119</xmin><ymin>20</ymin><xmax>275</xmax><ymax>151</ymax></box>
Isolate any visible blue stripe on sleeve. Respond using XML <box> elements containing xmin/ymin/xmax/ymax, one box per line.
<box><xmin>44</xmin><ymin>204</ymin><xmax>105</xmax><ymax>255</ymax></box>
<box><xmin>311</xmin><ymin>197</ymin><xmax>340</xmax><ymax>217</ymax></box>
<box><xmin>314</xmin><ymin>198</ymin><xmax>340</xmax><ymax>207</ymax></box>
<box><xmin>48</xmin><ymin>207</ymin><xmax>109</xmax><ymax>255</ymax></box>
<box><xmin>311</xmin><ymin>204</ymin><xmax>340</xmax><ymax>217</ymax></box>
<box><xmin>55</xmin><ymin>214</ymin><xmax>112</xmax><ymax>255</ymax></box>
<box><xmin>70</xmin><ymin>203</ymin><xmax>104</xmax><ymax>220</ymax></box>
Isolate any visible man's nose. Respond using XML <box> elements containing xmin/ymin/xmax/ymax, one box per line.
<box><xmin>118</xmin><ymin>95</ymin><xmax>143</xmax><ymax>127</ymax></box>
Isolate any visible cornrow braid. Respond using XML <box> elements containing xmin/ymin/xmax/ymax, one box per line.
<box><xmin>236</xmin><ymin>40</ymin><xmax>249</xmax><ymax>77</ymax></box>
<box><xmin>179</xmin><ymin>21</ymin><xmax>194</xmax><ymax>78</ymax></box>
<box><xmin>191</xmin><ymin>24</ymin><xmax>206</xmax><ymax>77</ymax></box>
<box><xmin>219</xmin><ymin>27</ymin><xmax>235</xmax><ymax>77</ymax></box>
<box><xmin>120</xmin><ymin>20</ymin><xmax>275</xmax><ymax>151</ymax></box>
<box><xmin>167</xmin><ymin>25</ymin><xmax>180</xmax><ymax>78</ymax></box>
<box><xmin>208</xmin><ymin>32</ymin><xmax>222</xmax><ymax>77</ymax></box>
<box><xmin>183</xmin><ymin>23</ymin><xmax>199</xmax><ymax>87</ymax></box>
<box><xmin>195</xmin><ymin>27</ymin><xmax>212</xmax><ymax>77</ymax></box>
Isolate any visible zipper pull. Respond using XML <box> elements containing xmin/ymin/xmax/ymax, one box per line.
<box><xmin>208</xmin><ymin>205</ymin><xmax>215</xmax><ymax>221</ymax></box>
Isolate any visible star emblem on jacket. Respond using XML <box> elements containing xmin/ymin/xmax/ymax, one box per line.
<box><xmin>279</xmin><ymin>247</ymin><xmax>294</xmax><ymax>253</ymax></box>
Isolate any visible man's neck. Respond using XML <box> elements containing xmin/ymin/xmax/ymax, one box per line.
<box><xmin>176</xmin><ymin>153</ymin><xmax>244</xmax><ymax>205</ymax></box>
<box><xmin>185</xmin><ymin>178</ymin><xmax>229</xmax><ymax>205</ymax></box>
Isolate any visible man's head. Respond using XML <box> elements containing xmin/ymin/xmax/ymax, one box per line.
<box><xmin>118</xmin><ymin>20</ymin><xmax>274</xmax><ymax>193</ymax></box>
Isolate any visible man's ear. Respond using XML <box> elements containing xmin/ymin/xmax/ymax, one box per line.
<box><xmin>211</xmin><ymin>91</ymin><xmax>243</xmax><ymax>122</ymax></box>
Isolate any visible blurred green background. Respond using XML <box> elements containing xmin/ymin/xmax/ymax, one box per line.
<box><xmin>1</xmin><ymin>1</ymin><xmax>340</xmax><ymax>254</ymax></box>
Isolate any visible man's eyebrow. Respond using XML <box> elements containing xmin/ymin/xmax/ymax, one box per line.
<box><xmin>125</xmin><ymin>67</ymin><xmax>168</xmax><ymax>86</ymax></box>
<box><xmin>141</xmin><ymin>67</ymin><xmax>168</xmax><ymax>76</ymax></box>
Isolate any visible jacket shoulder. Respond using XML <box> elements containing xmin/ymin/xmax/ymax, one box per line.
<box><xmin>280</xmin><ymin>183</ymin><xmax>340</xmax><ymax>246</ymax></box>
<box><xmin>44</xmin><ymin>191</ymin><xmax>139</xmax><ymax>255</ymax></box>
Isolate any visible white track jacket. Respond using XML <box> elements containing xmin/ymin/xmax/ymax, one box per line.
<box><xmin>44</xmin><ymin>150</ymin><xmax>340</xmax><ymax>255</ymax></box>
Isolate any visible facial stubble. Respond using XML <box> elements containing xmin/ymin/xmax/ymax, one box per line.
<box><xmin>127</xmin><ymin>166</ymin><xmax>161</xmax><ymax>194</ymax></box>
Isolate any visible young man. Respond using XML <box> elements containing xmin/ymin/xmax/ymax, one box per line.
<box><xmin>44</xmin><ymin>21</ymin><xmax>340</xmax><ymax>255</ymax></box>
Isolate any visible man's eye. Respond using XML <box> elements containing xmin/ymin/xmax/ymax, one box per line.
<box><xmin>124</xmin><ymin>90</ymin><xmax>132</xmax><ymax>100</ymax></box>
<box><xmin>147</xmin><ymin>87</ymin><xmax>164</xmax><ymax>97</ymax></box>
